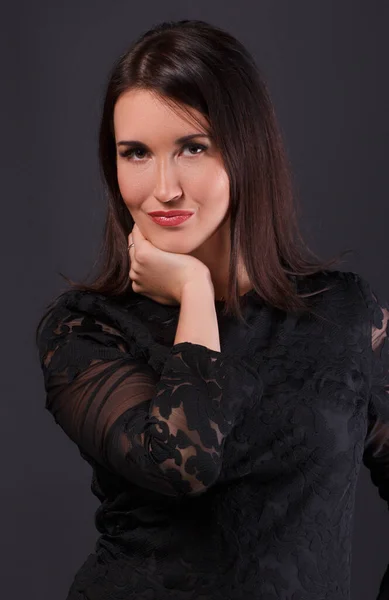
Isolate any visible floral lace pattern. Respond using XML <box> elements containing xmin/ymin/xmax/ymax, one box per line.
<box><xmin>36</xmin><ymin>270</ymin><xmax>389</xmax><ymax>599</ymax></box>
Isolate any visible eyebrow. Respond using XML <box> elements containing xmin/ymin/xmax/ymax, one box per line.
<box><xmin>116</xmin><ymin>133</ymin><xmax>210</xmax><ymax>147</ymax></box>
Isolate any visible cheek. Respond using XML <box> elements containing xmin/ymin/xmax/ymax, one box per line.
<box><xmin>188</xmin><ymin>164</ymin><xmax>229</xmax><ymax>202</ymax></box>
<box><xmin>203</xmin><ymin>168</ymin><xmax>230</xmax><ymax>211</ymax></box>
<box><xmin>213</xmin><ymin>169</ymin><xmax>230</xmax><ymax>199</ymax></box>
<box><xmin>116</xmin><ymin>166</ymin><xmax>129</xmax><ymax>197</ymax></box>
<box><xmin>117</xmin><ymin>167</ymin><xmax>145</xmax><ymax>208</ymax></box>
<box><xmin>117</xmin><ymin>162</ymin><xmax>229</xmax><ymax>209</ymax></box>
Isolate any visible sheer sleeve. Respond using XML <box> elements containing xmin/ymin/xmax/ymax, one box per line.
<box><xmin>357</xmin><ymin>276</ymin><xmax>389</xmax><ymax>599</ymax></box>
<box><xmin>36</xmin><ymin>292</ymin><xmax>261</xmax><ymax>499</ymax></box>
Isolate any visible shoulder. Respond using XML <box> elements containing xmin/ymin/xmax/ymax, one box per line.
<box><xmin>35</xmin><ymin>288</ymin><xmax>163</xmax><ymax>370</ymax></box>
<box><xmin>37</xmin><ymin>288</ymin><xmax>135</xmax><ymax>327</ymax></box>
<box><xmin>297</xmin><ymin>269</ymin><xmax>386</xmax><ymax>309</ymax></box>
<box><xmin>325</xmin><ymin>270</ymin><xmax>389</xmax><ymax>331</ymax></box>
<box><xmin>295</xmin><ymin>270</ymin><xmax>388</xmax><ymax>336</ymax></box>
<box><xmin>35</xmin><ymin>289</ymin><xmax>138</xmax><ymax>351</ymax></box>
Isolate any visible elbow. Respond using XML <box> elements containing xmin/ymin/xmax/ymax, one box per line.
<box><xmin>156</xmin><ymin>451</ymin><xmax>221</xmax><ymax>498</ymax></box>
<box><xmin>183</xmin><ymin>454</ymin><xmax>221</xmax><ymax>497</ymax></box>
<box><xmin>187</xmin><ymin>480</ymin><xmax>210</xmax><ymax>497</ymax></box>
<box><xmin>143</xmin><ymin>431</ymin><xmax>221</xmax><ymax>497</ymax></box>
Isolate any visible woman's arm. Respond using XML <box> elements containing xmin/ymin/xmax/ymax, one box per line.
<box><xmin>145</xmin><ymin>276</ymin><xmax>221</xmax><ymax>492</ymax></box>
<box><xmin>36</xmin><ymin>289</ymin><xmax>261</xmax><ymax>499</ymax></box>
<box><xmin>174</xmin><ymin>277</ymin><xmax>220</xmax><ymax>351</ymax></box>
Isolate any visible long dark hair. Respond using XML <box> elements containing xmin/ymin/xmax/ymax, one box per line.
<box><xmin>48</xmin><ymin>19</ymin><xmax>353</xmax><ymax>326</ymax></box>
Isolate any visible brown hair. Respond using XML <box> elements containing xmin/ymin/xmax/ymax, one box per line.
<box><xmin>54</xmin><ymin>19</ymin><xmax>353</xmax><ymax>326</ymax></box>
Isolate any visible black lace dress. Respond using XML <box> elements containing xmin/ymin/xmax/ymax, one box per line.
<box><xmin>36</xmin><ymin>270</ymin><xmax>389</xmax><ymax>600</ymax></box>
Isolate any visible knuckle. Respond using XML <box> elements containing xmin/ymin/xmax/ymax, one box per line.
<box><xmin>135</xmin><ymin>249</ymin><xmax>145</xmax><ymax>263</ymax></box>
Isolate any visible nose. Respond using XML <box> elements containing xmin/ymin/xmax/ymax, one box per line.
<box><xmin>153</xmin><ymin>158</ymin><xmax>182</xmax><ymax>202</ymax></box>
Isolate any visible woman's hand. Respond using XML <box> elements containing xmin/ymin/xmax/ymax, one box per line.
<box><xmin>128</xmin><ymin>223</ymin><xmax>212</xmax><ymax>305</ymax></box>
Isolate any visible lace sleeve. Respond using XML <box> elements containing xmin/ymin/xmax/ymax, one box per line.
<box><xmin>36</xmin><ymin>294</ymin><xmax>261</xmax><ymax>499</ymax></box>
<box><xmin>357</xmin><ymin>276</ymin><xmax>389</xmax><ymax>599</ymax></box>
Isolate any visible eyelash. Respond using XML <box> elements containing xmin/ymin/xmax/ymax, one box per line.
<box><xmin>119</xmin><ymin>142</ymin><xmax>208</xmax><ymax>162</ymax></box>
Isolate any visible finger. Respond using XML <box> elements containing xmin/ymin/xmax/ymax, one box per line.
<box><xmin>131</xmin><ymin>224</ymin><xmax>146</xmax><ymax>260</ymax></box>
<box><xmin>127</xmin><ymin>230</ymin><xmax>135</xmax><ymax>262</ymax></box>
<box><xmin>131</xmin><ymin>222</ymin><xmax>141</xmax><ymax>245</ymax></box>
<box><xmin>135</xmin><ymin>223</ymin><xmax>145</xmax><ymax>239</ymax></box>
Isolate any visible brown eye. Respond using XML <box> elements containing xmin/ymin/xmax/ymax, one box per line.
<box><xmin>119</xmin><ymin>142</ymin><xmax>207</xmax><ymax>163</ymax></box>
<box><xmin>120</xmin><ymin>148</ymin><xmax>147</xmax><ymax>160</ymax></box>
<box><xmin>183</xmin><ymin>143</ymin><xmax>207</xmax><ymax>156</ymax></box>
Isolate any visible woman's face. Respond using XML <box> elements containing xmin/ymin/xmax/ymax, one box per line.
<box><xmin>113</xmin><ymin>89</ymin><xmax>231</xmax><ymax>255</ymax></box>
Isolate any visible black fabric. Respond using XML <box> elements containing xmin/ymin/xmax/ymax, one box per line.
<box><xmin>36</xmin><ymin>270</ymin><xmax>389</xmax><ymax>599</ymax></box>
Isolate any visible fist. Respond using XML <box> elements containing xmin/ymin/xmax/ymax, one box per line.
<box><xmin>128</xmin><ymin>223</ymin><xmax>211</xmax><ymax>305</ymax></box>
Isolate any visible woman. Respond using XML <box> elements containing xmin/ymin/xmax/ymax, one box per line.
<box><xmin>36</xmin><ymin>19</ymin><xmax>389</xmax><ymax>600</ymax></box>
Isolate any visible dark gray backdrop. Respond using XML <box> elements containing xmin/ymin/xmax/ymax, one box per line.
<box><xmin>2</xmin><ymin>1</ymin><xmax>388</xmax><ymax>599</ymax></box>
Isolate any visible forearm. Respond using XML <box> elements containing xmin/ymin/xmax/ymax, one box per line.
<box><xmin>174</xmin><ymin>276</ymin><xmax>220</xmax><ymax>352</ymax></box>
<box><xmin>144</xmin><ymin>275</ymin><xmax>255</xmax><ymax>494</ymax></box>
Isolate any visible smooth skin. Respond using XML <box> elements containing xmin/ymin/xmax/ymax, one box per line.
<box><xmin>114</xmin><ymin>88</ymin><xmax>252</xmax><ymax>306</ymax></box>
<box><xmin>128</xmin><ymin>222</ymin><xmax>211</xmax><ymax>306</ymax></box>
<box><xmin>128</xmin><ymin>223</ymin><xmax>220</xmax><ymax>350</ymax></box>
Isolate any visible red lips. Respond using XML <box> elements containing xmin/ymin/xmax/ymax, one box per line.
<box><xmin>148</xmin><ymin>210</ymin><xmax>194</xmax><ymax>217</ymax></box>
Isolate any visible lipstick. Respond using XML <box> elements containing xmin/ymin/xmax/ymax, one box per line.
<box><xmin>149</xmin><ymin>213</ymin><xmax>194</xmax><ymax>227</ymax></box>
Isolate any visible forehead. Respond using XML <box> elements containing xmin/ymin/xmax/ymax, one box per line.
<box><xmin>113</xmin><ymin>89</ymin><xmax>207</xmax><ymax>137</ymax></box>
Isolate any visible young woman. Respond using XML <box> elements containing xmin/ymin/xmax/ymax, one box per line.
<box><xmin>36</xmin><ymin>19</ymin><xmax>389</xmax><ymax>600</ymax></box>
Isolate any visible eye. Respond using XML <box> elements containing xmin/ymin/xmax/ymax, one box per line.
<box><xmin>121</xmin><ymin>147</ymin><xmax>147</xmax><ymax>161</ymax></box>
<box><xmin>119</xmin><ymin>142</ymin><xmax>208</xmax><ymax>162</ymax></box>
<box><xmin>182</xmin><ymin>143</ymin><xmax>208</xmax><ymax>156</ymax></box>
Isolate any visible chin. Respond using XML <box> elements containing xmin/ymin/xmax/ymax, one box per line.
<box><xmin>148</xmin><ymin>234</ymin><xmax>202</xmax><ymax>254</ymax></box>
<box><xmin>154</xmin><ymin>241</ymin><xmax>195</xmax><ymax>254</ymax></box>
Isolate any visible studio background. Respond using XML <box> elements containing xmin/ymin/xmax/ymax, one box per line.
<box><xmin>2</xmin><ymin>2</ymin><xmax>388</xmax><ymax>599</ymax></box>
